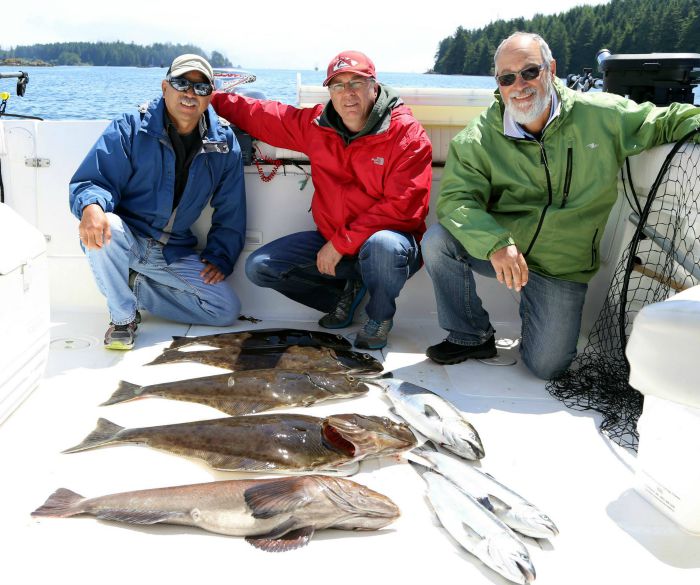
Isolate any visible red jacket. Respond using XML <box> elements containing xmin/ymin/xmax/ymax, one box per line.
<box><xmin>211</xmin><ymin>91</ymin><xmax>432</xmax><ymax>256</ymax></box>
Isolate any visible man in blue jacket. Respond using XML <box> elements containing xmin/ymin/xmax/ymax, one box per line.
<box><xmin>70</xmin><ymin>54</ymin><xmax>246</xmax><ymax>349</ymax></box>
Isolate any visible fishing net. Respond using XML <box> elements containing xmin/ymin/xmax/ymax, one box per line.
<box><xmin>547</xmin><ymin>129</ymin><xmax>700</xmax><ymax>451</ymax></box>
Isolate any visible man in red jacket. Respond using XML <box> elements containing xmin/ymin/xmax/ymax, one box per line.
<box><xmin>212</xmin><ymin>51</ymin><xmax>432</xmax><ymax>349</ymax></box>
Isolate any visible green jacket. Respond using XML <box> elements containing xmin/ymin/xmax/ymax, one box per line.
<box><xmin>437</xmin><ymin>79</ymin><xmax>700</xmax><ymax>282</ymax></box>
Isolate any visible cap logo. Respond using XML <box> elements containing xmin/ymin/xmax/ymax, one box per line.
<box><xmin>333</xmin><ymin>57</ymin><xmax>359</xmax><ymax>72</ymax></box>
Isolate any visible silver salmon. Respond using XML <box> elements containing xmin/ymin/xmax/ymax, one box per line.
<box><xmin>409</xmin><ymin>446</ymin><xmax>558</xmax><ymax>539</ymax></box>
<box><xmin>168</xmin><ymin>328</ymin><xmax>351</xmax><ymax>351</ymax></box>
<box><xmin>421</xmin><ymin>470</ymin><xmax>536</xmax><ymax>584</ymax></box>
<box><xmin>31</xmin><ymin>475</ymin><xmax>399</xmax><ymax>552</ymax></box>
<box><xmin>146</xmin><ymin>345</ymin><xmax>384</xmax><ymax>376</ymax></box>
<box><xmin>102</xmin><ymin>370</ymin><xmax>369</xmax><ymax>415</ymax></box>
<box><xmin>62</xmin><ymin>413</ymin><xmax>417</xmax><ymax>474</ymax></box>
<box><xmin>379</xmin><ymin>378</ymin><xmax>485</xmax><ymax>459</ymax></box>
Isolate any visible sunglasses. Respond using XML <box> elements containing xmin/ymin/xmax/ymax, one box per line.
<box><xmin>167</xmin><ymin>76</ymin><xmax>213</xmax><ymax>96</ymax></box>
<box><xmin>495</xmin><ymin>64</ymin><xmax>546</xmax><ymax>87</ymax></box>
<box><xmin>328</xmin><ymin>78</ymin><xmax>372</xmax><ymax>94</ymax></box>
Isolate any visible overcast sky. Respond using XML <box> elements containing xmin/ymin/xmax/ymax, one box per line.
<box><xmin>2</xmin><ymin>1</ymin><xmax>609</xmax><ymax>72</ymax></box>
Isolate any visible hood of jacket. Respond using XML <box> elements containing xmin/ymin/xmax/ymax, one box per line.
<box><xmin>318</xmin><ymin>84</ymin><xmax>403</xmax><ymax>144</ymax></box>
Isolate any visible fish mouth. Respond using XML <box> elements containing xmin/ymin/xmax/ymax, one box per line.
<box><xmin>516</xmin><ymin>559</ymin><xmax>536</xmax><ymax>583</ymax></box>
<box><xmin>323</xmin><ymin>414</ymin><xmax>416</xmax><ymax>459</ymax></box>
<box><xmin>315</xmin><ymin>476</ymin><xmax>400</xmax><ymax>529</ymax></box>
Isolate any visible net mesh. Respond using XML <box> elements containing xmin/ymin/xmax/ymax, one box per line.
<box><xmin>546</xmin><ymin>130</ymin><xmax>700</xmax><ymax>451</ymax></box>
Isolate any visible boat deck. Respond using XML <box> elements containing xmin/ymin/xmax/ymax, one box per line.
<box><xmin>3</xmin><ymin>309</ymin><xmax>700</xmax><ymax>585</ymax></box>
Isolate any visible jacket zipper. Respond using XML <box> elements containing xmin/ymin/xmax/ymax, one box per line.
<box><xmin>591</xmin><ymin>228</ymin><xmax>599</xmax><ymax>267</ymax></box>
<box><xmin>561</xmin><ymin>147</ymin><xmax>573</xmax><ymax>208</ymax></box>
<box><xmin>523</xmin><ymin>140</ymin><xmax>552</xmax><ymax>257</ymax></box>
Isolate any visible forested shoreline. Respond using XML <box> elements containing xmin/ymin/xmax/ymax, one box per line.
<box><xmin>433</xmin><ymin>0</ymin><xmax>700</xmax><ymax>76</ymax></box>
<box><xmin>0</xmin><ymin>42</ymin><xmax>232</xmax><ymax>68</ymax></box>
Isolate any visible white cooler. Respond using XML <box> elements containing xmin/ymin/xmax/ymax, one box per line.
<box><xmin>0</xmin><ymin>203</ymin><xmax>50</xmax><ymax>424</ymax></box>
<box><xmin>627</xmin><ymin>285</ymin><xmax>700</xmax><ymax>534</ymax></box>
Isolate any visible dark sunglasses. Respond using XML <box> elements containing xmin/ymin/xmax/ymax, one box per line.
<box><xmin>495</xmin><ymin>64</ymin><xmax>546</xmax><ymax>87</ymax></box>
<box><xmin>167</xmin><ymin>76</ymin><xmax>213</xmax><ymax>96</ymax></box>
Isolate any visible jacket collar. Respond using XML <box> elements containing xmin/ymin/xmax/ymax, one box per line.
<box><xmin>317</xmin><ymin>84</ymin><xmax>402</xmax><ymax>144</ymax></box>
<box><xmin>139</xmin><ymin>97</ymin><xmax>228</xmax><ymax>145</ymax></box>
<box><xmin>493</xmin><ymin>77</ymin><xmax>570</xmax><ymax>139</ymax></box>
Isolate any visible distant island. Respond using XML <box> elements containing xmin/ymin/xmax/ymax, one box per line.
<box><xmin>0</xmin><ymin>42</ymin><xmax>232</xmax><ymax>68</ymax></box>
<box><xmin>433</xmin><ymin>0</ymin><xmax>700</xmax><ymax>76</ymax></box>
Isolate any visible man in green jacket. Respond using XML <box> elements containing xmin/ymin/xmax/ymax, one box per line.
<box><xmin>423</xmin><ymin>31</ymin><xmax>700</xmax><ymax>379</ymax></box>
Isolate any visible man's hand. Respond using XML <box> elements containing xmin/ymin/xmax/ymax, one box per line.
<box><xmin>317</xmin><ymin>241</ymin><xmax>343</xmax><ymax>276</ymax></box>
<box><xmin>78</xmin><ymin>204</ymin><xmax>111</xmax><ymax>249</ymax></box>
<box><xmin>490</xmin><ymin>245</ymin><xmax>529</xmax><ymax>291</ymax></box>
<box><xmin>200</xmin><ymin>260</ymin><xmax>225</xmax><ymax>285</ymax></box>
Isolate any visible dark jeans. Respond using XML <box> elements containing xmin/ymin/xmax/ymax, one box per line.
<box><xmin>245</xmin><ymin>230</ymin><xmax>421</xmax><ymax>321</ymax></box>
<box><xmin>422</xmin><ymin>223</ymin><xmax>588</xmax><ymax>379</ymax></box>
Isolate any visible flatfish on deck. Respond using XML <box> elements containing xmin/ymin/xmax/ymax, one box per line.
<box><xmin>62</xmin><ymin>413</ymin><xmax>417</xmax><ymax>474</ymax></box>
<box><xmin>145</xmin><ymin>345</ymin><xmax>383</xmax><ymax>375</ymax></box>
<box><xmin>168</xmin><ymin>328</ymin><xmax>351</xmax><ymax>351</ymax></box>
<box><xmin>102</xmin><ymin>369</ymin><xmax>369</xmax><ymax>415</ymax></box>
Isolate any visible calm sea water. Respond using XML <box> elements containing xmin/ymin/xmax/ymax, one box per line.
<box><xmin>0</xmin><ymin>65</ymin><xmax>497</xmax><ymax>120</ymax></box>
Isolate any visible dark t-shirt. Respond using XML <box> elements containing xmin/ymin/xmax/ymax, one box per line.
<box><xmin>166</xmin><ymin>118</ymin><xmax>203</xmax><ymax>210</ymax></box>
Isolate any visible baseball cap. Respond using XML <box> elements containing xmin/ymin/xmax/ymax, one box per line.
<box><xmin>323</xmin><ymin>51</ymin><xmax>376</xmax><ymax>86</ymax></box>
<box><xmin>167</xmin><ymin>54</ymin><xmax>214</xmax><ymax>84</ymax></box>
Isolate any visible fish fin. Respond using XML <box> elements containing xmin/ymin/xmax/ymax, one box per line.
<box><xmin>168</xmin><ymin>336</ymin><xmax>190</xmax><ymax>350</ymax></box>
<box><xmin>100</xmin><ymin>380</ymin><xmax>143</xmax><ymax>406</ymax></box>
<box><xmin>144</xmin><ymin>350</ymin><xmax>181</xmax><ymax>366</ymax></box>
<box><xmin>200</xmin><ymin>452</ymin><xmax>280</xmax><ymax>472</ymax></box>
<box><xmin>423</xmin><ymin>404</ymin><xmax>441</xmax><ymax>420</ymax></box>
<box><xmin>322</xmin><ymin>461</ymin><xmax>359</xmax><ymax>476</ymax></box>
<box><xmin>244</xmin><ymin>477</ymin><xmax>314</xmax><ymax>519</ymax></box>
<box><xmin>476</xmin><ymin>496</ymin><xmax>496</xmax><ymax>513</ymax></box>
<box><xmin>62</xmin><ymin>418</ymin><xmax>124</xmax><ymax>453</ymax></box>
<box><xmin>461</xmin><ymin>520</ymin><xmax>485</xmax><ymax>541</ymax></box>
<box><xmin>407</xmin><ymin>459</ymin><xmax>431</xmax><ymax>477</ymax></box>
<box><xmin>95</xmin><ymin>508</ymin><xmax>187</xmax><ymax>525</ymax></box>
<box><xmin>403</xmin><ymin>450</ymin><xmax>435</xmax><ymax>470</ymax></box>
<box><xmin>246</xmin><ymin>525</ymin><xmax>315</xmax><ymax>552</ymax></box>
<box><xmin>486</xmin><ymin>493</ymin><xmax>512</xmax><ymax>513</ymax></box>
<box><xmin>31</xmin><ymin>488</ymin><xmax>85</xmax><ymax>517</ymax></box>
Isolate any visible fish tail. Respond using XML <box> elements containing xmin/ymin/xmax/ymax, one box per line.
<box><xmin>100</xmin><ymin>380</ymin><xmax>142</xmax><ymax>406</ymax></box>
<box><xmin>145</xmin><ymin>350</ymin><xmax>182</xmax><ymax>366</ymax></box>
<box><xmin>168</xmin><ymin>336</ymin><xmax>189</xmax><ymax>350</ymax></box>
<box><xmin>62</xmin><ymin>418</ymin><xmax>125</xmax><ymax>453</ymax></box>
<box><xmin>31</xmin><ymin>488</ymin><xmax>85</xmax><ymax>517</ymax></box>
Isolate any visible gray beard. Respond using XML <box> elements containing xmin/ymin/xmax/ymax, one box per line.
<box><xmin>506</xmin><ymin>75</ymin><xmax>553</xmax><ymax>127</ymax></box>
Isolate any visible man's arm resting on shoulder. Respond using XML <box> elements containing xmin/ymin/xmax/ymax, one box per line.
<box><xmin>210</xmin><ymin>92</ymin><xmax>314</xmax><ymax>154</ymax></box>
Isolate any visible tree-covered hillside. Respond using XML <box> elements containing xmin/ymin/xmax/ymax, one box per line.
<box><xmin>433</xmin><ymin>0</ymin><xmax>700</xmax><ymax>75</ymax></box>
<box><xmin>0</xmin><ymin>42</ymin><xmax>232</xmax><ymax>68</ymax></box>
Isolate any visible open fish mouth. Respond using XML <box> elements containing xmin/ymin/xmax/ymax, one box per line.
<box><xmin>323</xmin><ymin>414</ymin><xmax>416</xmax><ymax>458</ymax></box>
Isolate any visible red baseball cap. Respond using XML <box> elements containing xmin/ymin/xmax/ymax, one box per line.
<box><xmin>323</xmin><ymin>51</ymin><xmax>376</xmax><ymax>86</ymax></box>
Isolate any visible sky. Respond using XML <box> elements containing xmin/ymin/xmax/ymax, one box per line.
<box><xmin>2</xmin><ymin>0</ymin><xmax>609</xmax><ymax>72</ymax></box>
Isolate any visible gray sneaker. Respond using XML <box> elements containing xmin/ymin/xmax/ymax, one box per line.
<box><xmin>318</xmin><ymin>280</ymin><xmax>367</xmax><ymax>329</ymax></box>
<box><xmin>355</xmin><ymin>318</ymin><xmax>393</xmax><ymax>350</ymax></box>
<box><xmin>104</xmin><ymin>319</ymin><xmax>138</xmax><ymax>350</ymax></box>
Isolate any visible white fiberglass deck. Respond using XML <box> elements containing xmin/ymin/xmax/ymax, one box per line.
<box><xmin>2</xmin><ymin>309</ymin><xmax>700</xmax><ymax>585</ymax></box>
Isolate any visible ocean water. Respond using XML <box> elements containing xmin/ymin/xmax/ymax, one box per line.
<box><xmin>0</xmin><ymin>65</ymin><xmax>497</xmax><ymax>120</ymax></box>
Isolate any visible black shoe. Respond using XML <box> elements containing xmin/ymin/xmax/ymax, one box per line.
<box><xmin>426</xmin><ymin>336</ymin><xmax>497</xmax><ymax>365</ymax></box>
<box><xmin>318</xmin><ymin>280</ymin><xmax>367</xmax><ymax>329</ymax></box>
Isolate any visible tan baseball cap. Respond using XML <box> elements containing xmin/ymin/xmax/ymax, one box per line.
<box><xmin>167</xmin><ymin>54</ymin><xmax>214</xmax><ymax>84</ymax></box>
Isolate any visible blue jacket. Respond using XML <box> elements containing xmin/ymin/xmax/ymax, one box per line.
<box><xmin>69</xmin><ymin>98</ymin><xmax>246</xmax><ymax>276</ymax></box>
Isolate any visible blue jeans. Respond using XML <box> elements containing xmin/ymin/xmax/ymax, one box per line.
<box><xmin>422</xmin><ymin>224</ymin><xmax>588</xmax><ymax>379</ymax></box>
<box><xmin>84</xmin><ymin>213</ymin><xmax>240</xmax><ymax>326</ymax></box>
<box><xmin>245</xmin><ymin>230</ymin><xmax>421</xmax><ymax>321</ymax></box>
